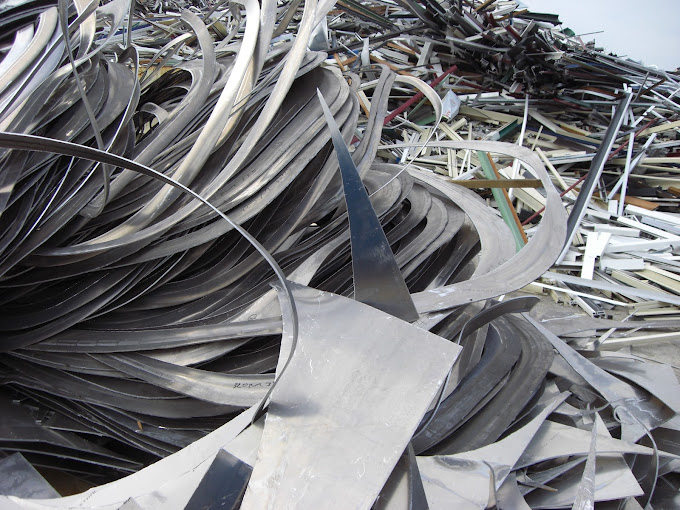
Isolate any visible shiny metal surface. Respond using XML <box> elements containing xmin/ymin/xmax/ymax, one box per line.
<box><xmin>571</xmin><ymin>420</ymin><xmax>597</xmax><ymax>510</ymax></box>
<box><xmin>417</xmin><ymin>391</ymin><xmax>568</xmax><ymax>507</ymax></box>
<box><xmin>516</xmin><ymin>420</ymin><xmax>654</xmax><ymax>469</ymax></box>
<box><xmin>373</xmin><ymin>444</ymin><xmax>428</xmax><ymax>510</ymax></box>
<box><xmin>525</xmin><ymin>314</ymin><xmax>673</xmax><ymax>443</ymax></box>
<box><xmin>1</xmin><ymin>0</ymin><xmax>675</xmax><ymax>508</ymax></box>
<box><xmin>241</xmin><ymin>284</ymin><xmax>460</xmax><ymax>509</ymax></box>
<box><xmin>318</xmin><ymin>89</ymin><xmax>418</xmax><ymax>321</ymax></box>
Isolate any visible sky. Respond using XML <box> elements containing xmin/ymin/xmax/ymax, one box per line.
<box><xmin>525</xmin><ymin>0</ymin><xmax>680</xmax><ymax>71</ymax></box>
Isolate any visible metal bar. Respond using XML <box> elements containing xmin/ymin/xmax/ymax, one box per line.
<box><xmin>557</xmin><ymin>92</ymin><xmax>632</xmax><ymax>263</ymax></box>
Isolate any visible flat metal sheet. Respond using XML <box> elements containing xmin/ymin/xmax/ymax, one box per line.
<box><xmin>526</xmin><ymin>414</ymin><xmax>643</xmax><ymax>508</ymax></box>
<box><xmin>525</xmin><ymin>314</ymin><xmax>673</xmax><ymax>443</ymax></box>
<box><xmin>5</xmin><ymin>406</ymin><xmax>258</xmax><ymax>509</ymax></box>
<box><xmin>241</xmin><ymin>283</ymin><xmax>461</xmax><ymax>509</ymax></box>
<box><xmin>592</xmin><ymin>354</ymin><xmax>680</xmax><ymax>414</ymax></box>
<box><xmin>0</xmin><ymin>453</ymin><xmax>60</xmax><ymax>499</ymax></box>
<box><xmin>373</xmin><ymin>444</ymin><xmax>428</xmax><ymax>510</ymax></box>
<box><xmin>516</xmin><ymin>420</ymin><xmax>654</xmax><ymax>469</ymax></box>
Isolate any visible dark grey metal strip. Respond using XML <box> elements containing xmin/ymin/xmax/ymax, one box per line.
<box><xmin>317</xmin><ymin>89</ymin><xmax>418</xmax><ymax>322</ymax></box>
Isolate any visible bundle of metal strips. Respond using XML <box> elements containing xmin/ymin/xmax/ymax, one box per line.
<box><xmin>1</xmin><ymin>0</ymin><xmax>680</xmax><ymax>509</ymax></box>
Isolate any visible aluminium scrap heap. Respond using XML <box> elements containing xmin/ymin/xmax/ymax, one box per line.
<box><xmin>0</xmin><ymin>0</ymin><xmax>680</xmax><ymax>508</ymax></box>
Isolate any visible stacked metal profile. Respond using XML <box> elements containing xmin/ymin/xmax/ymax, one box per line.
<box><xmin>0</xmin><ymin>0</ymin><xmax>679</xmax><ymax>508</ymax></box>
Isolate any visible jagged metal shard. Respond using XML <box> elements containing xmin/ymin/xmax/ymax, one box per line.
<box><xmin>416</xmin><ymin>393</ymin><xmax>568</xmax><ymax>509</ymax></box>
<box><xmin>525</xmin><ymin>315</ymin><xmax>673</xmax><ymax>443</ymax></box>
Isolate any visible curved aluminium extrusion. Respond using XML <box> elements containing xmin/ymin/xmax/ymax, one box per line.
<box><xmin>94</xmin><ymin>352</ymin><xmax>274</xmax><ymax>407</ymax></box>
<box><xmin>0</xmin><ymin>131</ymin><xmax>298</xmax><ymax>367</ymax></box>
<box><xmin>98</xmin><ymin>0</ymin><xmax>259</xmax><ymax>239</ymax></box>
<box><xmin>436</xmin><ymin>314</ymin><xmax>555</xmax><ymax>454</ymax></box>
<box><xmin>30</xmin><ymin>317</ymin><xmax>283</xmax><ymax>352</ymax></box>
<box><xmin>412</xmin><ymin>317</ymin><xmax>522</xmax><ymax>455</ymax></box>
<box><xmin>9</xmin><ymin>0</ymin><xmax>321</xmax><ymax>261</ymax></box>
<box><xmin>0</xmin><ymin>7</ymin><xmax>58</xmax><ymax>92</ymax></box>
<box><xmin>379</xmin><ymin>140</ymin><xmax>567</xmax><ymax>312</ymax></box>
<box><xmin>413</xmin><ymin>296</ymin><xmax>538</xmax><ymax>443</ymax></box>
<box><xmin>0</xmin><ymin>24</ymin><xmax>34</xmax><ymax>78</ymax></box>
<box><xmin>368</xmin><ymin>73</ymin><xmax>444</xmax><ymax>198</ymax></box>
<box><xmin>81</xmin><ymin>8</ymin><xmax>222</xmax><ymax>232</ymax></box>
<box><xmin>415</xmin><ymin>175</ymin><xmax>515</xmax><ymax>278</ymax></box>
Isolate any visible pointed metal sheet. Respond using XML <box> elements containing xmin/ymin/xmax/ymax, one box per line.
<box><xmin>592</xmin><ymin>354</ymin><xmax>680</xmax><ymax>414</ymax></box>
<box><xmin>524</xmin><ymin>314</ymin><xmax>670</xmax><ymax>443</ymax></box>
<box><xmin>374</xmin><ymin>444</ymin><xmax>429</xmax><ymax>510</ymax></box>
<box><xmin>525</xmin><ymin>414</ymin><xmax>643</xmax><ymax>508</ymax></box>
<box><xmin>317</xmin><ymin>90</ymin><xmax>418</xmax><ymax>322</ymax></box>
<box><xmin>496</xmin><ymin>473</ymin><xmax>531</xmax><ymax>510</ymax></box>
<box><xmin>516</xmin><ymin>420</ymin><xmax>654</xmax><ymax>469</ymax></box>
<box><xmin>571</xmin><ymin>420</ymin><xmax>598</xmax><ymax>510</ymax></box>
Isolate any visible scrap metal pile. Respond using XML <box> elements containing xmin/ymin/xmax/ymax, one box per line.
<box><xmin>1</xmin><ymin>0</ymin><xmax>680</xmax><ymax>508</ymax></box>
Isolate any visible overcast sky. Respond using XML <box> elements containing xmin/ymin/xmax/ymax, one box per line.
<box><xmin>525</xmin><ymin>0</ymin><xmax>680</xmax><ymax>71</ymax></box>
